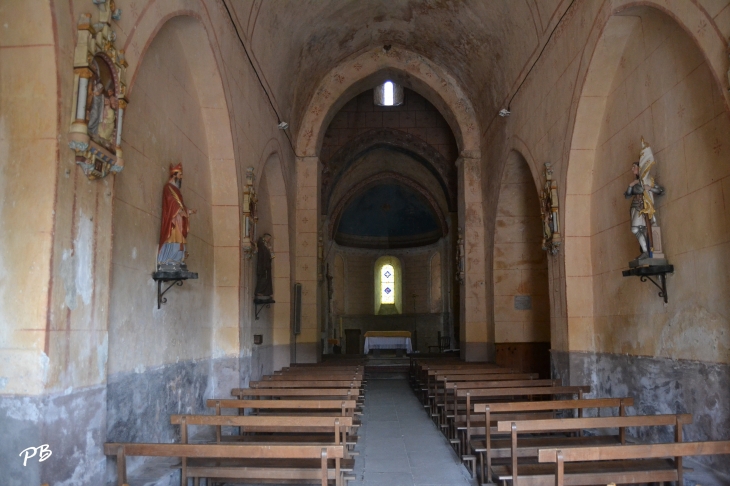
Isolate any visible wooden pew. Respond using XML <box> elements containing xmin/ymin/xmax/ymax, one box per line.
<box><xmin>471</xmin><ymin>397</ymin><xmax>633</xmax><ymax>484</ymax></box>
<box><xmin>231</xmin><ymin>387</ymin><xmax>362</xmax><ymax>401</ymax></box>
<box><xmin>250</xmin><ymin>380</ymin><xmax>363</xmax><ymax>389</ymax></box>
<box><xmin>104</xmin><ymin>443</ymin><xmax>345</xmax><ymax>486</ymax></box>
<box><xmin>492</xmin><ymin>413</ymin><xmax>692</xmax><ymax>485</ymax></box>
<box><xmin>539</xmin><ymin>440</ymin><xmax>730</xmax><ymax>486</ymax></box>
<box><xmin>428</xmin><ymin>370</ymin><xmax>532</xmax><ymax>413</ymax></box>
<box><xmin>453</xmin><ymin>386</ymin><xmax>591</xmax><ymax>455</ymax></box>
<box><xmin>433</xmin><ymin>376</ymin><xmax>545</xmax><ymax>427</ymax></box>
<box><xmin>171</xmin><ymin>414</ymin><xmax>357</xmax><ymax>453</ymax></box>
<box><xmin>208</xmin><ymin>399</ymin><xmax>360</xmax><ymax>418</ymax></box>
<box><xmin>265</xmin><ymin>373</ymin><xmax>364</xmax><ymax>381</ymax></box>
<box><xmin>417</xmin><ymin>365</ymin><xmax>511</xmax><ymax>404</ymax></box>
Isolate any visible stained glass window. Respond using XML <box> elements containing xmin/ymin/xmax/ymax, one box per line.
<box><xmin>381</xmin><ymin>264</ymin><xmax>395</xmax><ymax>304</ymax></box>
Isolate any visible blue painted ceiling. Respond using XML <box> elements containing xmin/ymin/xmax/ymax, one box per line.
<box><xmin>336</xmin><ymin>183</ymin><xmax>440</xmax><ymax>243</ymax></box>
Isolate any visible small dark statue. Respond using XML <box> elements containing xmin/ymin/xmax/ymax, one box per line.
<box><xmin>254</xmin><ymin>234</ymin><xmax>274</xmax><ymax>303</ymax></box>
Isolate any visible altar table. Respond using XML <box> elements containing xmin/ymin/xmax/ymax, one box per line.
<box><xmin>363</xmin><ymin>331</ymin><xmax>413</xmax><ymax>354</ymax></box>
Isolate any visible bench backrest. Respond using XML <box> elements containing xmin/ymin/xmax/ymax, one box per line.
<box><xmin>497</xmin><ymin>413</ymin><xmax>693</xmax><ymax>433</ymax></box>
<box><xmin>105</xmin><ymin>443</ymin><xmax>345</xmax><ymax>486</ymax></box>
<box><xmin>430</xmin><ymin>368</ymin><xmax>517</xmax><ymax>376</ymax></box>
<box><xmin>231</xmin><ymin>388</ymin><xmax>360</xmax><ymax>398</ymax></box>
<box><xmin>265</xmin><ymin>374</ymin><xmax>363</xmax><ymax>380</ymax></box>
<box><xmin>250</xmin><ymin>380</ymin><xmax>362</xmax><ymax>388</ymax></box>
<box><xmin>474</xmin><ymin>397</ymin><xmax>634</xmax><ymax>413</ymax></box>
<box><xmin>208</xmin><ymin>399</ymin><xmax>358</xmax><ymax>412</ymax></box>
<box><xmin>437</xmin><ymin>373</ymin><xmax>538</xmax><ymax>382</ymax></box>
<box><xmin>538</xmin><ymin>440</ymin><xmax>730</xmax><ymax>486</ymax></box>
<box><xmin>456</xmin><ymin>385</ymin><xmax>590</xmax><ymax>398</ymax></box>
<box><xmin>501</xmin><ymin>413</ymin><xmax>691</xmax><ymax>484</ymax></box>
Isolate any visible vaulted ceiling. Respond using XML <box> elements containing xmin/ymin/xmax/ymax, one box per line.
<box><xmin>227</xmin><ymin>0</ymin><xmax>569</xmax><ymax>136</ymax></box>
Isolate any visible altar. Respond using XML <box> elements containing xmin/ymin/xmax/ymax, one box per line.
<box><xmin>363</xmin><ymin>331</ymin><xmax>413</xmax><ymax>354</ymax></box>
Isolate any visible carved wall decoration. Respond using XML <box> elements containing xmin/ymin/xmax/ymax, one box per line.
<box><xmin>68</xmin><ymin>0</ymin><xmax>127</xmax><ymax>180</ymax></box>
<box><xmin>455</xmin><ymin>229</ymin><xmax>465</xmax><ymax>285</ymax></box>
<box><xmin>242</xmin><ymin>167</ymin><xmax>258</xmax><ymax>258</ymax></box>
<box><xmin>540</xmin><ymin>163</ymin><xmax>561</xmax><ymax>255</ymax></box>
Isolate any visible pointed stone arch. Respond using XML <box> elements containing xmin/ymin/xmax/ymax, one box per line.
<box><xmin>293</xmin><ymin>46</ymin><xmax>487</xmax><ymax>361</ymax></box>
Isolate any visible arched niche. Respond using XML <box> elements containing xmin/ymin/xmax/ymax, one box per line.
<box><xmin>107</xmin><ymin>15</ymin><xmax>238</xmax><ymax>441</ymax></box>
<box><xmin>564</xmin><ymin>6</ymin><xmax>730</xmax><ymax>363</ymax></box>
<box><xmin>250</xmin><ymin>153</ymin><xmax>291</xmax><ymax>374</ymax></box>
<box><xmin>493</xmin><ymin>151</ymin><xmax>550</xmax><ymax>345</ymax></box>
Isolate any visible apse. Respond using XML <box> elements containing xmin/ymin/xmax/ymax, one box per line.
<box><xmin>335</xmin><ymin>183</ymin><xmax>442</xmax><ymax>249</ymax></box>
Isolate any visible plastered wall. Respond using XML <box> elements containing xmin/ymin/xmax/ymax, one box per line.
<box><xmin>584</xmin><ymin>11</ymin><xmax>730</xmax><ymax>362</ymax></box>
<box><xmin>493</xmin><ymin>152</ymin><xmax>550</xmax><ymax>344</ymax></box>
<box><xmin>109</xmin><ymin>19</ymin><xmax>215</xmax><ymax>375</ymax></box>
<box><xmin>332</xmin><ymin>243</ymin><xmax>447</xmax><ymax>316</ymax></box>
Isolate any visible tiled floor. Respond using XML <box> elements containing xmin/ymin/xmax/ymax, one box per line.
<box><xmin>349</xmin><ymin>378</ymin><xmax>477</xmax><ymax>486</ymax></box>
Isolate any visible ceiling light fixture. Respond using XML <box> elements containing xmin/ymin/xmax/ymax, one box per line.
<box><xmin>278</xmin><ymin>121</ymin><xmax>289</xmax><ymax>130</ymax></box>
<box><xmin>499</xmin><ymin>109</ymin><xmax>511</xmax><ymax>117</ymax></box>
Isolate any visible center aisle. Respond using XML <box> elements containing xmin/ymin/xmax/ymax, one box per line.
<box><xmin>351</xmin><ymin>379</ymin><xmax>477</xmax><ymax>486</ymax></box>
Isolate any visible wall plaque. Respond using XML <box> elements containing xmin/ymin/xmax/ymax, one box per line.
<box><xmin>514</xmin><ymin>295</ymin><xmax>532</xmax><ymax>311</ymax></box>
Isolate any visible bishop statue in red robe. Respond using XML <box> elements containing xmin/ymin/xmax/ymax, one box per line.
<box><xmin>157</xmin><ymin>163</ymin><xmax>195</xmax><ymax>270</ymax></box>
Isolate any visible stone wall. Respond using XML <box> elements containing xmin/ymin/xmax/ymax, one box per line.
<box><xmin>332</xmin><ymin>242</ymin><xmax>447</xmax><ymax>316</ymax></box>
<box><xmin>553</xmin><ymin>351</ymin><xmax>730</xmax><ymax>479</ymax></box>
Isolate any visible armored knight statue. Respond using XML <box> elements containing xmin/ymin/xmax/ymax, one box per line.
<box><xmin>624</xmin><ymin>139</ymin><xmax>666</xmax><ymax>265</ymax></box>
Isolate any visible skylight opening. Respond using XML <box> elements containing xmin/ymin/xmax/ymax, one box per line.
<box><xmin>383</xmin><ymin>81</ymin><xmax>394</xmax><ymax>106</ymax></box>
<box><xmin>374</xmin><ymin>81</ymin><xmax>404</xmax><ymax>106</ymax></box>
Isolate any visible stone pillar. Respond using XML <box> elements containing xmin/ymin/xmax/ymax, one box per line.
<box><xmin>294</xmin><ymin>156</ymin><xmax>320</xmax><ymax>362</ymax></box>
<box><xmin>457</xmin><ymin>155</ymin><xmax>491</xmax><ymax>361</ymax></box>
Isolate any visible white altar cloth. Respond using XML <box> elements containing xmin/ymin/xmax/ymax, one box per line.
<box><xmin>363</xmin><ymin>336</ymin><xmax>413</xmax><ymax>354</ymax></box>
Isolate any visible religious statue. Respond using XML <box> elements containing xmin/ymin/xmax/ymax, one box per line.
<box><xmin>624</xmin><ymin>138</ymin><xmax>666</xmax><ymax>265</ymax></box>
<box><xmin>540</xmin><ymin>163</ymin><xmax>561</xmax><ymax>254</ymax></box>
<box><xmin>254</xmin><ymin>234</ymin><xmax>275</xmax><ymax>303</ymax></box>
<box><xmin>68</xmin><ymin>2</ymin><xmax>128</xmax><ymax>180</ymax></box>
<box><xmin>158</xmin><ymin>163</ymin><xmax>196</xmax><ymax>271</ymax></box>
<box><xmin>242</xmin><ymin>167</ymin><xmax>258</xmax><ymax>258</ymax></box>
<box><xmin>455</xmin><ymin>229</ymin><xmax>465</xmax><ymax>285</ymax></box>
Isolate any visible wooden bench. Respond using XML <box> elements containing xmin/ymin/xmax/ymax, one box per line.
<box><xmin>492</xmin><ymin>413</ymin><xmax>692</xmax><ymax>485</ymax></box>
<box><xmin>452</xmin><ymin>386</ymin><xmax>591</xmax><ymax>455</ymax></box>
<box><xmin>104</xmin><ymin>442</ymin><xmax>346</xmax><ymax>486</ymax></box>
<box><xmin>208</xmin><ymin>399</ymin><xmax>360</xmax><ymax>418</ymax></box>
<box><xmin>435</xmin><ymin>378</ymin><xmax>551</xmax><ymax>428</ymax></box>
<box><xmin>470</xmin><ymin>397</ymin><xmax>633</xmax><ymax>484</ymax></box>
<box><xmin>231</xmin><ymin>387</ymin><xmax>363</xmax><ymax>401</ymax></box>
<box><xmin>539</xmin><ymin>440</ymin><xmax>730</xmax><ymax>486</ymax></box>
<box><xmin>414</xmin><ymin>363</ymin><xmax>503</xmax><ymax>400</ymax></box>
<box><xmin>171</xmin><ymin>414</ymin><xmax>357</xmax><ymax>453</ymax></box>
<box><xmin>429</xmin><ymin>373</ymin><xmax>537</xmax><ymax>417</ymax></box>
<box><xmin>250</xmin><ymin>380</ymin><xmax>363</xmax><ymax>389</ymax></box>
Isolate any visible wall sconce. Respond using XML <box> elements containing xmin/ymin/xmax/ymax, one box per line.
<box><xmin>253</xmin><ymin>334</ymin><xmax>263</xmax><ymax>345</ymax></box>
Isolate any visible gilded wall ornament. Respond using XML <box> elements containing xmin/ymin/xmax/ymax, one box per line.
<box><xmin>540</xmin><ymin>163</ymin><xmax>561</xmax><ymax>255</ymax></box>
<box><xmin>242</xmin><ymin>167</ymin><xmax>258</xmax><ymax>258</ymax></box>
<box><xmin>68</xmin><ymin>0</ymin><xmax>128</xmax><ymax>180</ymax></box>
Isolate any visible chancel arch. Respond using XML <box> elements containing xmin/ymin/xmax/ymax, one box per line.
<box><xmin>295</xmin><ymin>46</ymin><xmax>486</xmax><ymax>361</ymax></box>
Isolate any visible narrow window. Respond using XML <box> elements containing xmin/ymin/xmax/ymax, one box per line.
<box><xmin>383</xmin><ymin>81</ymin><xmax>394</xmax><ymax>106</ymax></box>
<box><xmin>374</xmin><ymin>81</ymin><xmax>403</xmax><ymax>106</ymax></box>
<box><xmin>381</xmin><ymin>264</ymin><xmax>395</xmax><ymax>304</ymax></box>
